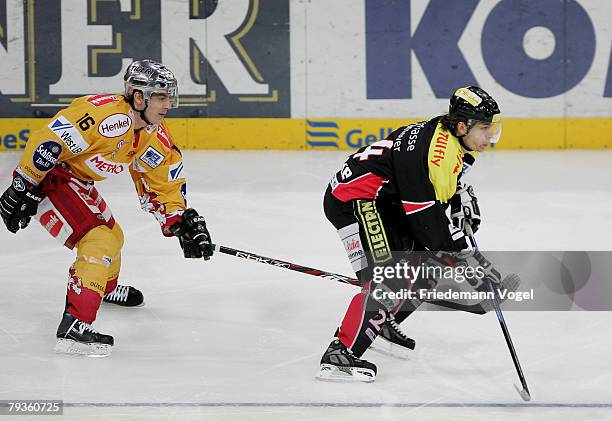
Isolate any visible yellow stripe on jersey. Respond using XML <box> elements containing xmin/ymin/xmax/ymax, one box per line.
<box><xmin>427</xmin><ymin>122</ymin><xmax>463</xmax><ymax>204</ymax></box>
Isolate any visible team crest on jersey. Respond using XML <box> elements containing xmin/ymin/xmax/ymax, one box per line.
<box><xmin>168</xmin><ymin>161</ymin><xmax>184</xmax><ymax>181</ymax></box>
<box><xmin>110</xmin><ymin>140</ymin><xmax>126</xmax><ymax>160</ymax></box>
<box><xmin>98</xmin><ymin>113</ymin><xmax>132</xmax><ymax>138</ymax></box>
<box><xmin>140</xmin><ymin>146</ymin><xmax>164</xmax><ymax>169</ymax></box>
<box><xmin>48</xmin><ymin>116</ymin><xmax>90</xmax><ymax>154</ymax></box>
<box><xmin>87</xmin><ymin>94</ymin><xmax>119</xmax><ymax>107</ymax></box>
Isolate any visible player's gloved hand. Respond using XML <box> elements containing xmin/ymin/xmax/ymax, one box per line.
<box><xmin>0</xmin><ymin>175</ymin><xmax>45</xmax><ymax>234</ymax></box>
<box><xmin>434</xmin><ymin>249</ymin><xmax>501</xmax><ymax>287</ymax></box>
<box><xmin>455</xmin><ymin>249</ymin><xmax>502</xmax><ymax>286</ymax></box>
<box><xmin>169</xmin><ymin>208</ymin><xmax>213</xmax><ymax>260</ymax></box>
<box><xmin>451</xmin><ymin>184</ymin><xmax>481</xmax><ymax>235</ymax></box>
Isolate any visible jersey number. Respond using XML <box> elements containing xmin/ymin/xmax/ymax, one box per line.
<box><xmin>353</xmin><ymin>139</ymin><xmax>393</xmax><ymax>161</ymax></box>
<box><xmin>77</xmin><ymin>113</ymin><xmax>96</xmax><ymax>131</ymax></box>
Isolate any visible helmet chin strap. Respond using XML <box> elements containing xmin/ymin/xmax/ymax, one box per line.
<box><xmin>126</xmin><ymin>93</ymin><xmax>153</xmax><ymax>126</ymax></box>
<box><xmin>138</xmin><ymin>101</ymin><xmax>153</xmax><ymax>126</ymax></box>
<box><xmin>456</xmin><ymin>120</ymin><xmax>475</xmax><ymax>152</ymax></box>
<box><xmin>458</xmin><ymin>136</ymin><xmax>474</xmax><ymax>152</ymax></box>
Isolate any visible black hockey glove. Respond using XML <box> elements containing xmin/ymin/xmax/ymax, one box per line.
<box><xmin>450</xmin><ymin>184</ymin><xmax>481</xmax><ymax>235</ymax></box>
<box><xmin>433</xmin><ymin>249</ymin><xmax>502</xmax><ymax>288</ymax></box>
<box><xmin>0</xmin><ymin>175</ymin><xmax>45</xmax><ymax>234</ymax></box>
<box><xmin>453</xmin><ymin>249</ymin><xmax>502</xmax><ymax>286</ymax></box>
<box><xmin>169</xmin><ymin>208</ymin><xmax>213</xmax><ymax>260</ymax></box>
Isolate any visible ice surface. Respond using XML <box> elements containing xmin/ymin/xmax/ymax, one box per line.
<box><xmin>1</xmin><ymin>150</ymin><xmax>611</xmax><ymax>420</ymax></box>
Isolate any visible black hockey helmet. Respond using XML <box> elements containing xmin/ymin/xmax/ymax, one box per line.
<box><xmin>449</xmin><ymin>86</ymin><xmax>499</xmax><ymax>123</ymax></box>
<box><xmin>449</xmin><ymin>86</ymin><xmax>502</xmax><ymax>144</ymax></box>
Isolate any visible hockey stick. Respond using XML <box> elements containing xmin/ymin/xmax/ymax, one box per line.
<box><xmin>214</xmin><ymin>244</ymin><xmax>494</xmax><ymax>314</ymax></box>
<box><xmin>466</xmin><ymin>229</ymin><xmax>531</xmax><ymax>402</ymax></box>
<box><xmin>212</xmin><ymin>244</ymin><xmax>361</xmax><ymax>286</ymax></box>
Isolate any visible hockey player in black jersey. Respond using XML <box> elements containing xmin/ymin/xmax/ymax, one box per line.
<box><xmin>316</xmin><ymin>86</ymin><xmax>503</xmax><ymax>382</ymax></box>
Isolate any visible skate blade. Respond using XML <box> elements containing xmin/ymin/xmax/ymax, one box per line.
<box><xmin>369</xmin><ymin>336</ymin><xmax>412</xmax><ymax>360</ymax></box>
<box><xmin>102</xmin><ymin>300</ymin><xmax>145</xmax><ymax>308</ymax></box>
<box><xmin>315</xmin><ymin>364</ymin><xmax>376</xmax><ymax>383</ymax></box>
<box><xmin>54</xmin><ymin>338</ymin><xmax>112</xmax><ymax>357</ymax></box>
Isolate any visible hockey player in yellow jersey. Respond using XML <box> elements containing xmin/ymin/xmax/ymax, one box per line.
<box><xmin>0</xmin><ymin>60</ymin><xmax>213</xmax><ymax>356</ymax></box>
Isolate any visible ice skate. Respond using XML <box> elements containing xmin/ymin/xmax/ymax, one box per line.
<box><xmin>54</xmin><ymin>313</ymin><xmax>113</xmax><ymax>357</ymax></box>
<box><xmin>316</xmin><ymin>339</ymin><xmax>377</xmax><ymax>383</ymax></box>
<box><xmin>369</xmin><ymin>316</ymin><xmax>415</xmax><ymax>359</ymax></box>
<box><xmin>103</xmin><ymin>284</ymin><xmax>144</xmax><ymax>307</ymax></box>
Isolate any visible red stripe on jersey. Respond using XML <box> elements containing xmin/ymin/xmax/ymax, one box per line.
<box><xmin>402</xmin><ymin>200</ymin><xmax>435</xmax><ymax>215</ymax></box>
<box><xmin>97</xmin><ymin>197</ymin><xmax>107</xmax><ymax>213</ymax></box>
<box><xmin>157</xmin><ymin>125</ymin><xmax>172</xmax><ymax>150</ymax></box>
<box><xmin>332</xmin><ymin>172</ymin><xmax>386</xmax><ymax>201</ymax></box>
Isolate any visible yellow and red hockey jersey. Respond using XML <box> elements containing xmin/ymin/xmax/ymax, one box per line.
<box><xmin>16</xmin><ymin>94</ymin><xmax>187</xmax><ymax>233</ymax></box>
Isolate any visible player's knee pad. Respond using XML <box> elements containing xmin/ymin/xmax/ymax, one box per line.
<box><xmin>77</xmin><ymin>225</ymin><xmax>123</xmax><ymax>263</ymax></box>
<box><xmin>110</xmin><ymin>223</ymin><xmax>125</xmax><ymax>250</ymax></box>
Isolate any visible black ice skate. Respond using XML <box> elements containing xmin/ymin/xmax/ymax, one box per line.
<box><xmin>316</xmin><ymin>339</ymin><xmax>377</xmax><ymax>383</ymax></box>
<box><xmin>54</xmin><ymin>313</ymin><xmax>114</xmax><ymax>357</ymax></box>
<box><xmin>103</xmin><ymin>284</ymin><xmax>144</xmax><ymax>307</ymax></box>
<box><xmin>369</xmin><ymin>316</ymin><xmax>415</xmax><ymax>360</ymax></box>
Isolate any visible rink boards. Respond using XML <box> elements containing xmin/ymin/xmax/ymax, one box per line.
<box><xmin>1</xmin><ymin>117</ymin><xmax>611</xmax><ymax>151</ymax></box>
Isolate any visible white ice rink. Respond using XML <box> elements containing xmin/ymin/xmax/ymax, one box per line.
<box><xmin>1</xmin><ymin>150</ymin><xmax>611</xmax><ymax>420</ymax></box>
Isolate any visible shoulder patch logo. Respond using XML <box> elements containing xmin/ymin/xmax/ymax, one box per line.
<box><xmin>140</xmin><ymin>146</ymin><xmax>164</xmax><ymax>169</ymax></box>
<box><xmin>98</xmin><ymin>113</ymin><xmax>132</xmax><ymax>138</ymax></box>
<box><xmin>87</xmin><ymin>94</ymin><xmax>119</xmax><ymax>107</ymax></box>
<box><xmin>48</xmin><ymin>116</ymin><xmax>90</xmax><ymax>154</ymax></box>
<box><xmin>33</xmin><ymin>141</ymin><xmax>62</xmax><ymax>172</ymax></box>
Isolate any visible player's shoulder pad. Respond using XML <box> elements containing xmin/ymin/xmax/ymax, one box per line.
<box><xmin>139</xmin><ymin>122</ymin><xmax>175</xmax><ymax>151</ymax></box>
<box><xmin>155</xmin><ymin>122</ymin><xmax>175</xmax><ymax>150</ymax></box>
<box><xmin>427</xmin><ymin>122</ymin><xmax>462</xmax><ymax>173</ymax></box>
<box><xmin>47</xmin><ymin>94</ymin><xmax>133</xmax><ymax>152</ymax></box>
<box><xmin>134</xmin><ymin>123</ymin><xmax>178</xmax><ymax>171</ymax></box>
<box><xmin>83</xmin><ymin>94</ymin><xmax>134</xmax><ymax>139</ymax></box>
<box><xmin>45</xmin><ymin>98</ymin><xmax>97</xmax><ymax>155</ymax></box>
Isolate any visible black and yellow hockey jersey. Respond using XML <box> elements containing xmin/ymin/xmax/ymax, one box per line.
<box><xmin>329</xmin><ymin>116</ymin><xmax>476</xmax><ymax>251</ymax></box>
